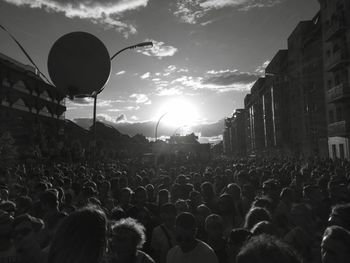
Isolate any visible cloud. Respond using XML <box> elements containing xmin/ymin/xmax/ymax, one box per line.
<box><xmin>107</xmin><ymin>105</ymin><xmax>140</xmax><ymax>112</ymax></box>
<box><xmin>125</xmin><ymin>106</ymin><xmax>140</xmax><ymax>110</ymax></box>
<box><xmin>130</xmin><ymin>93</ymin><xmax>151</xmax><ymax>104</ymax></box>
<box><xmin>255</xmin><ymin>60</ymin><xmax>270</xmax><ymax>75</ymax></box>
<box><xmin>136</xmin><ymin>39</ymin><xmax>178</xmax><ymax>59</ymax></box>
<box><xmin>107</xmin><ymin>108</ymin><xmax>122</xmax><ymax>112</ymax></box>
<box><xmin>203</xmin><ymin>69</ymin><xmax>258</xmax><ymax>86</ymax></box>
<box><xmin>156</xmin><ymin>87</ymin><xmax>183</xmax><ymax>96</ymax></box>
<box><xmin>97</xmin><ymin>113</ymin><xmax>117</xmax><ymax>123</ymax></box>
<box><xmin>171</xmin><ymin>69</ymin><xmax>258</xmax><ymax>92</ymax></box>
<box><xmin>166</xmin><ymin>65</ymin><xmax>177</xmax><ymax>72</ymax></box>
<box><xmin>140</xmin><ymin>72</ymin><xmax>151</xmax><ymax>79</ymax></box>
<box><xmin>116</xmin><ymin>70</ymin><xmax>126</xmax><ymax>75</ymax></box>
<box><xmin>68</xmin><ymin>97</ymin><xmax>122</xmax><ymax>107</ymax></box>
<box><xmin>173</xmin><ymin>0</ymin><xmax>284</xmax><ymax>24</ymax></box>
<box><xmin>3</xmin><ymin>0</ymin><xmax>149</xmax><ymax>37</ymax></box>
<box><xmin>116</xmin><ymin>114</ymin><xmax>127</xmax><ymax>122</ymax></box>
<box><xmin>131</xmin><ymin>115</ymin><xmax>138</xmax><ymax>120</ymax></box>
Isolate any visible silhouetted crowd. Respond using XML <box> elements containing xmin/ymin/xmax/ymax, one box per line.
<box><xmin>0</xmin><ymin>158</ymin><xmax>350</xmax><ymax>263</ymax></box>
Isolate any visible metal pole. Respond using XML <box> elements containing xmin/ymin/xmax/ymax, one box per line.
<box><xmin>155</xmin><ymin>112</ymin><xmax>168</xmax><ymax>141</ymax></box>
<box><xmin>93</xmin><ymin>93</ymin><xmax>97</xmax><ymax>166</ymax></box>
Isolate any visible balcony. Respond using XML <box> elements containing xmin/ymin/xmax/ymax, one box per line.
<box><xmin>325</xmin><ymin>19</ymin><xmax>348</xmax><ymax>41</ymax></box>
<box><xmin>328</xmin><ymin>120</ymin><xmax>350</xmax><ymax>137</ymax></box>
<box><xmin>326</xmin><ymin>51</ymin><xmax>350</xmax><ymax>72</ymax></box>
<box><xmin>327</xmin><ymin>83</ymin><xmax>350</xmax><ymax>103</ymax></box>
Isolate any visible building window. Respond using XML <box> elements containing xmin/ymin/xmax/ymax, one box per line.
<box><xmin>336</xmin><ymin>107</ymin><xmax>343</xmax><ymax>122</ymax></box>
<box><xmin>329</xmin><ymin>110</ymin><xmax>334</xmax><ymax>123</ymax></box>
<box><xmin>327</xmin><ymin>80</ymin><xmax>332</xmax><ymax>90</ymax></box>
<box><xmin>339</xmin><ymin>144</ymin><xmax>345</xmax><ymax>159</ymax></box>
<box><xmin>332</xmin><ymin>144</ymin><xmax>337</xmax><ymax>159</ymax></box>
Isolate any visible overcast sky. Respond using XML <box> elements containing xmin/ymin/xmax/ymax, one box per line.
<box><xmin>0</xmin><ymin>0</ymin><xmax>319</xmax><ymax>126</ymax></box>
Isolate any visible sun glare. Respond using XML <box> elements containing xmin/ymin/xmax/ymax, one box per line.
<box><xmin>157</xmin><ymin>99</ymin><xmax>199</xmax><ymax>128</ymax></box>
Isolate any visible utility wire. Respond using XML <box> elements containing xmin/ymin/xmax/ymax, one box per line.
<box><xmin>0</xmin><ymin>23</ymin><xmax>55</xmax><ymax>86</ymax></box>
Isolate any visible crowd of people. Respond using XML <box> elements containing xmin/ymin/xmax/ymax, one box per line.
<box><xmin>0</xmin><ymin>157</ymin><xmax>350</xmax><ymax>263</ymax></box>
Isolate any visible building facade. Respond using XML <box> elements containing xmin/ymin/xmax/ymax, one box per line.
<box><xmin>286</xmin><ymin>13</ymin><xmax>328</xmax><ymax>158</ymax></box>
<box><xmin>319</xmin><ymin>0</ymin><xmax>350</xmax><ymax>159</ymax></box>
<box><xmin>0</xmin><ymin>53</ymin><xmax>66</xmax><ymax>158</ymax></box>
<box><xmin>223</xmin><ymin>109</ymin><xmax>246</xmax><ymax>157</ymax></box>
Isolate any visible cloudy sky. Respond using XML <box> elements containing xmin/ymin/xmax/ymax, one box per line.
<box><xmin>0</xmin><ymin>0</ymin><xmax>319</xmax><ymax>127</ymax></box>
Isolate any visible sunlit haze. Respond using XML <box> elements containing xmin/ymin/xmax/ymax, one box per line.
<box><xmin>155</xmin><ymin>98</ymin><xmax>200</xmax><ymax>128</ymax></box>
<box><xmin>0</xmin><ymin>0</ymin><xmax>320</xmax><ymax>139</ymax></box>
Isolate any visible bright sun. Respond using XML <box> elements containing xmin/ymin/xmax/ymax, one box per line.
<box><xmin>156</xmin><ymin>98</ymin><xmax>199</xmax><ymax>128</ymax></box>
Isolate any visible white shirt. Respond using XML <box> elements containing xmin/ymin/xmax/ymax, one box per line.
<box><xmin>166</xmin><ymin>240</ymin><xmax>218</xmax><ymax>263</ymax></box>
<box><xmin>151</xmin><ymin>225</ymin><xmax>177</xmax><ymax>263</ymax></box>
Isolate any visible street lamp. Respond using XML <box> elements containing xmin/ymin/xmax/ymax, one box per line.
<box><xmin>91</xmin><ymin>41</ymin><xmax>153</xmax><ymax>163</ymax></box>
<box><xmin>155</xmin><ymin>112</ymin><xmax>168</xmax><ymax>142</ymax></box>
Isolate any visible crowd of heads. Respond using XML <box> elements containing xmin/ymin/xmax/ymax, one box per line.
<box><xmin>0</xmin><ymin>157</ymin><xmax>350</xmax><ymax>263</ymax></box>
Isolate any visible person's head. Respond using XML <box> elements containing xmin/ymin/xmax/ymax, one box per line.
<box><xmin>228</xmin><ymin>228</ymin><xmax>252</xmax><ymax>259</ymax></box>
<box><xmin>236</xmin><ymin>234</ymin><xmax>302</xmax><ymax>263</ymax></box>
<box><xmin>134</xmin><ymin>186</ymin><xmax>147</xmax><ymax>206</ymax></box>
<box><xmin>262</xmin><ymin>179</ymin><xmax>280</xmax><ymax>200</ymax></box>
<box><xmin>46</xmin><ymin>211</ymin><xmax>68</xmax><ymax>240</ymax></box>
<box><xmin>328</xmin><ymin>203</ymin><xmax>350</xmax><ymax>231</ymax></box>
<box><xmin>218</xmin><ymin>193</ymin><xmax>235</xmax><ymax>216</ymax></box>
<box><xmin>328</xmin><ymin>180</ymin><xmax>348</xmax><ymax>203</ymax></box>
<box><xmin>0</xmin><ymin>189</ymin><xmax>9</xmax><ymax>201</ymax></box>
<box><xmin>303</xmin><ymin>185</ymin><xmax>323</xmax><ymax>203</ymax></box>
<box><xmin>252</xmin><ymin>197</ymin><xmax>274</xmax><ymax>213</ymax></box>
<box><xmin>13</xmin><ymin>214</ymin><xmax>44</xmax><ymax>262</ymax></box>
<box><xmin>226</xmin><ymin>183</ymin><xmax>242</xmax><ymax>201</ymax></box>
<box><xmin>177</xmin><ymin>175</ymin><xmax>187</xmax><ymax>186</ymax></box>
<box><xmin>201</xmin><ymin>182</ymin><xmax>215</xmax><ymax>202</ymax></box>
<box><xmin>196</xmin><ymin>204</ymin><xmax>211</xmax><ymax>225</ymax></box>
<box><xmin>110</xmin><ymin>217</ymin><xmax>145</xmax><ymax>258</ymax></box>
<box><xmin>175</xmin><ymin>199</ymin><xmax>189</xmax><ymax>214</ymax></box>
<box><xmin>110</xmin><ymin>207</ymin><xmax>126</xmax><ymax>221</ymax></box>
<box><xmin>0</xmin><ymin>210</ymin><xmax>13</xmax><ymax>243</ymax></box>
<box><xmin>40</xmin><ymin>190</ymin><xmax>59</xmax><ymax>213</ymax></box>
<box><xmin>289</xmin><ymin>204</ymin><xmax>312</xmax><ymax>229</ymax></box>
<box><xmin>175</xmin><ymin>212</ymin><xmax>197</xmax><ymax>252</ymax></box>
<box><xmin>145</xmin><ymin>184</ymin><xmax>154</xmax><ymax>200</ymax></box>
<box><xmin>251</xmin><ymin>221</ymin><xmax>276</xmax><ymax>236</ymax></box>
<box><xmin>120</xmin><ymin>187</ymin><xmax>132</xmax><ymax>205</ymax></box>
<box><xmin>321</xmin><ymin>226</ymin><xmax>350</xmax><ymax>263</ymax></box>
<box><xmin>189</xmin><ymin>190</ymin><xmax>202</xmax><ymax>207</ymax></box>
<box><xmin>160</xmin><ymin>203</ymin><xmax>177</xmax><ymax>228</ymax></box>
<box><xmin>48</xmin><ymin>207</ymin><xmax>107</xmax><ymax>263</ymax></box>
<box><xmin>0</xmin><ymin>201</ymin><xmax>16</xmax><ymax>217</ymax></box>
<box><xmin>205</xmin><ymin>214</ymin><xmax>224</xmax><ymax>240</ymax></box>
<box><xmin>244</xmin><ymin>207</ymin><xmax>271</xmax><ymax>230</ymax></box>
<box><xmin>157</xmin><ymin>189</ymin><xmax>170</xmax><ymax>206</ymax></box>
<box><xmin>100</xmin><ymin>181</ymin><xmax>111</xmax><ymax>196</ymax></box>
<box><xmin>242</xmin><ymin>184</ymin><xmax>255</xmax><ymax>200</ymax></box>
<box><xmin>280</xmin><ymin>187</ymin><xmax>295</xmax><ymax>203</ymax></box>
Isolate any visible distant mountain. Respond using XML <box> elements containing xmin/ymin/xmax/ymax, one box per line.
<box><xmin>73</xmin><ymin>118</ymin><xmax>225</xmax><ymax>140</ymax></box>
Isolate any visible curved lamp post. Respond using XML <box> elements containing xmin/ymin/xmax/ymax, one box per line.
<box><xmin>155</xmin><ymin>112</ymin><xmax>168</xmax><ymax>142</ymax></box>
<box><xmin>91</xmin><ymin>41</ymin><xmax>153</xmax><ymax>163</ymax></box>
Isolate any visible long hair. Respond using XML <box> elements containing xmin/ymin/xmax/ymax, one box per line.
<box><xmin>48</xmin><ymin>206</ymin><xmax>107</xmax><ymax>263</ymax></box>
